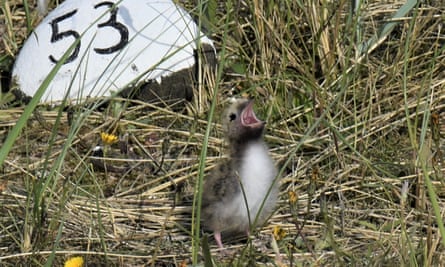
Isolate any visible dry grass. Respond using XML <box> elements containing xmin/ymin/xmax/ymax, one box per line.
<box><xmin>1</xmin><ymin>0</ymin><xmax>445</xmax><ymax>266</ymax></box>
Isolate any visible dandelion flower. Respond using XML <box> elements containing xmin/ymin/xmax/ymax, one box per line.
<box><xmin>101</xmin><ymin>132</ymin><xmax>118</xmax><ymax>145</ymax></box>
<box><xmin>64</xmin><ymin>256</ymin><xmax>84</xmax><ymax>267</ymax></box>
<box><xmin>273</xmin><ymin>225</ymin><xmax>286</xmax><ymax>241</ymax></box>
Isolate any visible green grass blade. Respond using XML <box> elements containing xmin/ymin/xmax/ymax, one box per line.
<box><xmin>0</xmin><ymin>37</ymin><xmax>80</xmax><ymax>169</ymax></box>
<box><xmin>359</xmin><ymin>0</ymin><xmax>418</xmax><ymax>54</ymax></box>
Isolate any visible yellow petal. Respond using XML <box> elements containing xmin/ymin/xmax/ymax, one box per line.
<box><xmin>288</xmin><ymin>190</ymin><xmax>298</xmax><ymax>204</ymax></box>
<box><xmin>273</xmin><ymin>225</ymin><xmax>286</xmax><ymax>241</ymax></box>
<box><xmin>64</xmin><ymin>256</ymin><xmax>84</xmax><ymax>267</ymax></box>
<box><xmin>101</xmin><ymin>132</ymin><xmax>118</xmax><ymax>145</ymax></box>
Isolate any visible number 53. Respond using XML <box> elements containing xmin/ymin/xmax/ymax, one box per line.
<box><xmin>49</xmin><ymin>1</ymin><xmax>129</xmax><ymax>64</ymax></box>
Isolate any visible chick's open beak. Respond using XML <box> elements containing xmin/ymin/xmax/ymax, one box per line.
<box><xmin>241</xmin><ymin>101</ymin><xmax>264</xmax><ymax>128</ymax></box>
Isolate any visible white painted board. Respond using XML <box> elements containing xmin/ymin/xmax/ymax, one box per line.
<box><xmin>12</xmin><ymin>0</ymin><xmax>214</xmax><ymax>102</ymax></box>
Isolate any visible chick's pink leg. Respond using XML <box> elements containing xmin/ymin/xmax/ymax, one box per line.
<box><xmin>214</xmin><ymin>231</ymin><xmax>224</xmax><ymax>249</ymax></box>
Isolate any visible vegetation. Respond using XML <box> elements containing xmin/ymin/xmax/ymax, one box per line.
<box><xmin>1</xmin><ymin>0</ymin><xmax>445</xmax><ymax>266</ymax></box>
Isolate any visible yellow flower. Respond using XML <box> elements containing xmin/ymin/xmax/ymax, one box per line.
<box><xmin>288</xmin><ymin>190</ymin><xmax>298</xmax><ymax>204</ymax></box>
<box><xmin>64</xmin><ymin>256</ymin><xmax>84</xmax><ymax>267</ymax></box>
<box><xmin>101</xmin><ymin>132</ymin><xmax>118</xmax><ymax>145</ymax></box>
<box><xmin>273</xmin><ymin>225</ymin><xmax>286</xmax><ymax>241</ymax></box>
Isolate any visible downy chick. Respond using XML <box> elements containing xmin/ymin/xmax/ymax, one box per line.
<box><xmin>201</xmin><ymin>98</ymin><xmax>279</xmax><ymax>249</ymax></box>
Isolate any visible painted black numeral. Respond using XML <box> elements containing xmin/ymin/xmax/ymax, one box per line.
<box><xmin>93</xmin><ymin>1</ymin><xmax>129</xmax><ymax>54</ymax></box>
<box><xmin>48</xmin><ymin>10</ymin><xmax>80</xmax><ymax>64</ymax></box>
<box><xmin>48</xmin><ymin>1</ymin><xmax>130</xmax><ymax>64</ymax></box>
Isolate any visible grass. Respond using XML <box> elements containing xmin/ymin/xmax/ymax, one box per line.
<box><xmin>1</xmin><ymin>0</ymin><xmax>445</xmax><ymax>266</ymax></box>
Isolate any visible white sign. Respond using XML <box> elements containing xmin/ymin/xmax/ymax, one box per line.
<box><xmin>12</xmin><ymin>0</ymin><xmax>214</xmax><ymax>102</ymax></box>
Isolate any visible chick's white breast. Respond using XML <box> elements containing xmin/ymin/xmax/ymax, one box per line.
<box><xmin>232</xmin><ymin>141</ymin><xmax>277</xmax><ymax>222</ymax></box>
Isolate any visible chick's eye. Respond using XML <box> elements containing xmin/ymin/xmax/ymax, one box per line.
<box><xmin>229</xmin><ymin>113</ymin><xmax>236</xmax><ymax>121</ymax></box>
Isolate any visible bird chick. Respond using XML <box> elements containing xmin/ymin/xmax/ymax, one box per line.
<box><xmin>201</xmin><ymin>98</ymin><xmax>279</xmax><ymax>249</ymax></box>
